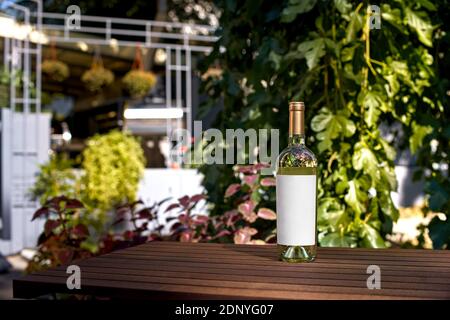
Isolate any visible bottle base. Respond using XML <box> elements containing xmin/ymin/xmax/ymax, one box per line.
<box><xmin>278</xmin><ymin>244</ymin><xmax>316</xmax><ymax>262</ymax></box>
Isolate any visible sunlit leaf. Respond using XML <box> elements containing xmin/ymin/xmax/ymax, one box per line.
<box><xmin>360</xmin><ymin>223</ymin><xmax>386</xmax><ymax>248</ymax></box>
<box><xmin>257</xmin><ymin>208</ymin><xmax>277</xmax><ymax>220</ymax></box>
<box><xmin>224</xmin><ymin>183</ymin><xmax>241</xmax><ymax>198</ymax></box>
<box><xmin>281</xmin><ymin>0</ymin><xmax>317</xmax><ymax>23</ymax></box>
<box><xmin>409</xmin><ymin>121</ymin><xmax>433</xmax><ymax>153</ymax></box>
<box><xmin>405</xmin><ymin>7</ymin><xmax>434</xmax><ymax>47</ymax></box>
<box><xmin>344</xmin><ymin>179</ymin><xmax>368</xmax><ymax>214</ymax></box>
<box><xmin>297</xmin><ymin>38</ymin><xmax>325</xmax><ymax>70</ymax></box>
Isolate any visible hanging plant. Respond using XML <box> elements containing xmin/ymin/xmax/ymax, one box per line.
<box><xmin>42</xmin><ymin>60</ymin><xmax>69</xmax><ymax>82</ymax></box>
<box><xmin>41</xmin><ymin>42</ymin><xmax>69</xmax><ymax>82</ymax></box>
<box><xmin>81</xmin><ymin>48</ymin><xmax>114</xmax><ymax>92</ymax></box>
<box><xmin>122</xmin><ymin>44</ymin><xmax>157</xmax><ymax>98</ymax></box>
<box><xmin>123</xmin><ymin>70</ymin><xmax>157</xmax><ymax>98</ymax></box>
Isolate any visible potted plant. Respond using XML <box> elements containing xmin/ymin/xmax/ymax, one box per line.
<box><xmin>41</xmin><ymin>42</ymin><xmax>69</xmax><ymax>82</ymax></box>
<box><xmin>81</xmin><ymin>49</ymin><xmax>114</xmax><ymax>92</ymax></box>
<box><xmin>122</xmin><ymin>44</ymin><xmax>157</xmax><ymax>98</ymax></box>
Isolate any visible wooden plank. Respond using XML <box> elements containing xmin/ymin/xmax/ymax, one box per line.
<box><xmin>147</xmin><ymin>242</ymin><xmax>450</xmax><ymax>257</ymax></box>
<box><xmin>13</xmin><ymin>242</ymin><xmax>450</xmax><ymax>300</ymax></box>
<box><xmin>34</xmin><ymin>266</ymin><xmax>450</xmax><ymax>292</ymax></box>
<box><xmin>40</xmin><ymin>264</ymin><xmax>450</xmax><ymax>285</ymax></box>
<box><xmin>14</xmin><ymin>274</ymin><xmax>415</xmax><ymax>300</ymax></box>
<box><xmin>15</xmin><ymin>271</ymin><xmax>449</xmax><ymax>299</ymax></box>
<box><xmin>55</xmin><ymin>259</ymin><xmax>450</xmax><ymax>283</ymax></box>
<box><xmin>114</xmin><ymin>247</ymin><xmax>450</xmax><ymax>265</ymax></box>
<box><xmin>90</xmin><ymin>253</ymin><xmax>450</xmax><ymax>273</ymax></box>
<box><xmin>133</xmin><ymin>241</ymin><xmax>450</xmax><ymax>257</ymax></box>
<box><xmin>73</xmin><ymin>256</ymin><xmax>450</xmax><ymax>282</ymax></box>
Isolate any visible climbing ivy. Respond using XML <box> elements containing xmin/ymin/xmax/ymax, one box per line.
<box><xmin>199</xmin><ymin>0</ymin><xmax>449</xmax><ymax>248</ymax></box>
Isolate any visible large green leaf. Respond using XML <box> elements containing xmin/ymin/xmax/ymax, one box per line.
<box><xmin>352</xmin><ymin>142</ymin><xmax>379</xmax><ymax>182</ymax></box>
<box><xmin>378</xmin><ymin>190</ymin><xmax>399</xmax><ymax>221</ymax></box>
<box><xmin>381</xmin><ymin>4</ymin><xmax>406</xmax><ymax>33</ymax></box>
<box><xmin>297</xmin><ymin>38</ymin><xmax>326</xmax><ymax>70</ymax></box>
<box><xmin>387</xmin><ymin>60</ymin><xmax>418</xmax><ymax>92</ymax></box>
<box><xmin>344</xmin><ymin>179</ymin><xmax>368</xmax><ymax>215</ymax></box>
<box><xmin>416</xmin><ymin>0</ymin><xmax>437</xmax><ymax>11</ymax></box>
<box><xmin>320</xmin><ymin>232</ymin><xmax>355</xmax><ymax>247</ymax></box>
<box><xmin>312</xmin><ymin>109</ymin><xmax>341</xmax><ymax>150</ymax></box>
<box><xmin>318</xmin><ymin>197</ymin><xmax>345</xmax><ymax>227</ymax></box>
<box><xmin>405</xmin><ymin>7</ymin><xmax>434</xmax><ymax>47</ymax></box>
<box><xmin>379</xmin><ymin>164</ymin><xmax>398</xmax><ymax>191</ymax></box>
<box><xmin>281</xmin><ymin>0</ymin><xmax>317</xmax><ymax>23</ymax></box>
<box><xmin>334</xmin><ymin>0</ymin><xmax>352</xmax><ymax>14</ymax></box>
<box><xmin>311</xmin><ymin>108</ymin><xmax>356</xmax><ymax>149</ymax></box>
<box><xmin>379</xmin><ymin>138</ymin><xmax>396</xmax><ymax>162</ymax></box>
<box><xmin>359</xmin><ymin>223</ymin><xmax>387</xmax><ymax>248</ymax></box>
<box><xmin>358</xmin><ymin>91</ymin><xmax>383</xmax><ymax>128</ymax></box>
<box><xmin>409</xmin><ymin>121</ymin><xmax>433</xmax><ymax>153</ymax></box>
<box><xmin>345</xmin><ymin>11</ymin><xmax>363</xmax><ymax>43</ymax></box>
<box><xmin>334</xmin><ymin>167</ymin><xmax>349</xmax><ymax>195</ymax></box>
<box><xmin>341</xmin><ymin>45</ymin><xmax>358</xmax><ymax>62</ymax></box>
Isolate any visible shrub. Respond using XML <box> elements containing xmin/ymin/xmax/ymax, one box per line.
<box><xmin>81</xmin><ymin>130</ymin><xmax>146</xmax><ymax>212</ymax></box>
<box><xmin>32</xmin><ymin>131</ymin><xmax>145</xmax><ymax>214</ymax></box>
<box><xmin>27</xmin><ymin>196</ymin><xmax>92</xmax><ymax>273</ymax></box>
<box><xmin>30</xmin><ymin>154</ymin><xmax>78</xmax><ymax>205</ymax></box>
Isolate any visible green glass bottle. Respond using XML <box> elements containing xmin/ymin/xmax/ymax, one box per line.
<box><xmin>276</xmin><ymin>101</ymin><xmax>318</xmax><ymax>262</ymax></box>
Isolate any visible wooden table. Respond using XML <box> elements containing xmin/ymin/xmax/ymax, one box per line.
<box><xmin>13</xmin><ymin>242</ymin><xmax>450</xmax><ymax>299</ymax></box>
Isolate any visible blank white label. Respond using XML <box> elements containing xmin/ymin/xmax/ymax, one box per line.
<box><xmin>276</xmin><ymin>174</ymin><xmax>317</xmax><ymax>246</ymax></box>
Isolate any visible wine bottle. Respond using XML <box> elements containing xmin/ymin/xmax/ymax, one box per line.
<box><xmin>276</xmin><ymin>101</ymin><xmax>318</xmax><ymax>262</ymax></box>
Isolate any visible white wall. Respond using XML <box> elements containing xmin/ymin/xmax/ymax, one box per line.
<box><xmin>391</xmin><ymin>165</ymin><xmax>425</xmax><ymax>208</ymax></box>
<box><xmin>0</xmin><ymin>110</ymin><xmax>51</xmax><ymax>255</ymax></box>
<box><xmin>138</xmin><ymin>169</ymin><xmax>204</xmax><ymax>206</ymax></box>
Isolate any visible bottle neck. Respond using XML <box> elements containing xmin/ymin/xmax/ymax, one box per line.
<box><xmin>288</xmin><ymin>108</ymin><xmax>305</xmax><ymax>146</ymax></box>
<box><xmin>289</xmin><ymin>133</ymin><xmax>305</xmax><ymax>146</ymax></box>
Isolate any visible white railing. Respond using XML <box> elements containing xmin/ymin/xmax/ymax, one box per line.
<box><xmin>35</xmin><ymin>12</ymin><xmax>218</xmax><ymax>52</ymax></box>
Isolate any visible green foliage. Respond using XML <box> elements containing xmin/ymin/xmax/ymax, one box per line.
<box><xmin>122</xmin><ymin>70</ymin><xmax>157</xmax><ymax>98</ymax></box>
<box><xmin>81</xmin><ymin>65</ymin><xmax>114</xmax><ymax>92</ymax></box>
<box><xmin>27</xmin><ymin>196</ymin><xmax>91</xmax><ymax>273</ymax></box>
<box><xmin>28</xmin><ymin>192</ymin><xmax>208</xmax><ymax>272</ymax></box>
<box><xmin>41</xmin><ymin>60</ymin><xmax>70</xmax><ymax>82</ymax></box>
<box><xmin>81</xmin><ymin>130</ymin><xmax>146</xmax><ymax>211</ymax></box>
<box><xmin>32</xmin><ymin>130</ymin><xmax>145</xmax><ymax>214</ymax></box>
<box><xmin>0</xmin><ymin>66</ymin><xmax>31</xmax><ymax>108</ymax></box>
<box><xmin>200</xmin><ymin>0</ymin><xmax>449</xmax><ymax>248</ymax></box>
<box><xmin>30</xmin><ymin>154</ymin><xmax>78</xmax><ymax>205</ymax></box>
<box><xmin>30</xmin><ymin>131</ymin><xmax>146</xmax><ymax>255</ymax></box>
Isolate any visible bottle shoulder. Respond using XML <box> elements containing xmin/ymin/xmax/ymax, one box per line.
<box><xmin>277</xmin><ymin>144</ymin><xmax>317</xmax><ymax>168</ymax></box>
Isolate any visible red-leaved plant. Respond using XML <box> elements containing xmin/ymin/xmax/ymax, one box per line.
<box><xmin>28</xmin><ymin>164</ymin><xmax>277</xmax><ymax>271</ymax></box>
<box><xmin>28</xmin><ymin>196</ymin><xmax>92</xmax><ymax>272</ymax></box>
<box><xmin>222</xmin><ymin>163</ymin><xmax>277</xmax><ymax>244</ymax></box>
